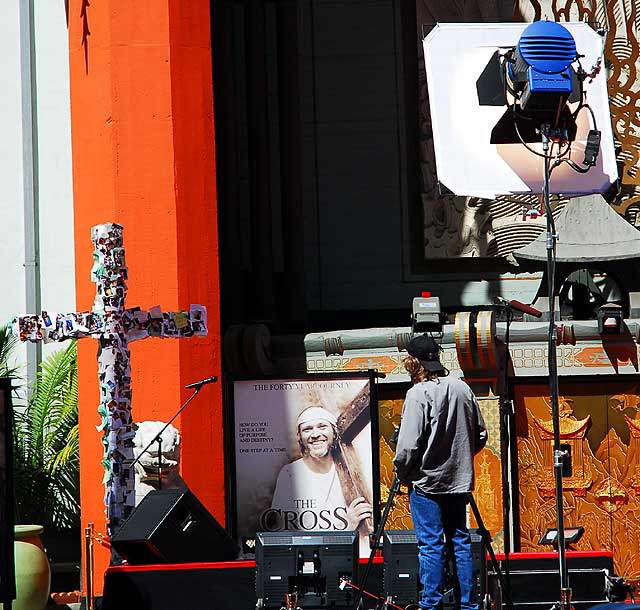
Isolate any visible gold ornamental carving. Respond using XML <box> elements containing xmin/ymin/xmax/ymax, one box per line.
<box><xmin>530</xmin><ymin>397</ymin><xmax>593</xmax><ymax>495</ymax></box>
<box><xmin>378</xmin><ymin>390</ymin><xmax>504</xmax><ymax>549</ymax></box>
<box><xmin>517</xmin><ymin>382</ymin><xmax>640</xmax><ymax>586</ymax></box>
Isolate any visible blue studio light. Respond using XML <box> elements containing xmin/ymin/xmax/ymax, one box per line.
<box><xmin>508</xmin><ymin>20</ymin><xmax>577</xmax><ymax>112</ymax></box>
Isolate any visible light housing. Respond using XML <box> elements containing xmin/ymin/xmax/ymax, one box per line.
<box><xmin>421</xmin><ymin>22</ymin><xmax>617</xmax><ymax>197</ymax></box>
<box><xmin>412</xmin><ymin>296</ymin><xmax>442</xmax><ymax>333</ymax></box>
<box><xmin>539</xmin><ymin>526</ymin><xmax>584</xmax><ymax>546</ymax></box>
<box><xmin>508</xmin><ymin>21</ymin><xmax>577</xmax><ymax>112</ymax></box>
<box><xmin>597</xmin><ymin>303</ymin><xmax>624</xmax><ymax>334</ymax></box>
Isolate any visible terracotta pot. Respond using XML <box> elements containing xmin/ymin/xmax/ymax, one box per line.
<box><xmin>2</xmin><ymin>525</ymin><xmax>51</xmax><ymax>610</ymax></box>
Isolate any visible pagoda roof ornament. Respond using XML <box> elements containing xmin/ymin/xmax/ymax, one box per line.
<box><xmin>514</xmin><ymin>195</ymin><xmax>640</xmax><ymax>263</ymax></box>
<box><xmin>533</xmin><ymin>396</ymin><xmax>591</xmax><ymax>438</ymax></box>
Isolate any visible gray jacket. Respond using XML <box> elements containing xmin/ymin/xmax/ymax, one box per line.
<box><xmin>393</xmin><ymin>376</ymin><xmax>488</xmax><ymax>494</ymax></box>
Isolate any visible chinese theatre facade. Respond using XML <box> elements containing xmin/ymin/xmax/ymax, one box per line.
<box><xmin>227</xmin><ymin>193</ymin><xmax>640</xmax><ymax>586</ymax></box>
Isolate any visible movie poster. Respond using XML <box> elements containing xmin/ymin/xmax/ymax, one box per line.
<box><xmin>233</xmin><ymin>375</ymin><xmax>376</xmax><ymax>558</ymax></box>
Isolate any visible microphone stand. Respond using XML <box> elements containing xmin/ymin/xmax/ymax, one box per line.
<box><xmin>156</xmin><ymin>436</ymin><xmax>163</xmax><ymax>490</ymax></box>
<box><xmin>130</xmin><ymin>383</ymin><xmax>210</xmax><ymax>488</ymax></box>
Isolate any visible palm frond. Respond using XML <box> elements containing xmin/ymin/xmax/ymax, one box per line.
<box><xmin>30</xmin><ymin>344</ymin><xmax>76</xmax><ymax>435</ymax></box>
<box><xmin>0</xmin><ymin>324</ymin><xmax>20</xmax><ymax>378</ymax></box>
<box><xmin>13</xmin><ymin>341</ymin><xmax>80</xmax><ymax>531</ymax></box>
<box><xmin>48</xmin><ymin>424</ymin><xmax>79</xmax><ymax>473</ymax></box>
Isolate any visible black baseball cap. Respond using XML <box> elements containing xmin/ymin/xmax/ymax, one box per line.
<box><xmin>407</xmin><ymin>335</ymin><xmax>444</xmax><ymax>372</ymax></box>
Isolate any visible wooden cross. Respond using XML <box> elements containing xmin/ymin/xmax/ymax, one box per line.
<box><xmin>335</xmin><ymin>383</ymin><xmax>374</xmax><ymax>535</ymax></box>
<box><xmin>13</xmin><ymin>223</ymin><xmax>207</xmax><ymax>532</ymax></box>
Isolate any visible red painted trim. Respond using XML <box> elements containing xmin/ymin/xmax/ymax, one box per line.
<box><xmin>106</xmin><ymin>555</ymin><xmax>384</xmax><ymax>574</ymax></box>
<box><xmin>493</xmin><ymin>551</ymin><xmax>613</xmax><ymax>560</ymax></box>
<box><xmin>359</xmin><ymin>556</ymin><xmax>384</xmax><ymax>564</ymax></box>
<box><xmin>107</xmin><ymin>560</ymin><xmax>257</xmax><ymax>573</ymax></box>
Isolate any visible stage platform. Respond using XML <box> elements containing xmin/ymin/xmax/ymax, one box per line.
<box><xmin>101</xmin><ymin>551</ymin><xmax>617</xmax><ymax>610</ymax></box>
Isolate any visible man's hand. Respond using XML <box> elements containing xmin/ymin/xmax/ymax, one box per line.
<box><xmin>346</xmin><ymin>496</ymin><xmax>373</xmax><ymax>530</ymax></box>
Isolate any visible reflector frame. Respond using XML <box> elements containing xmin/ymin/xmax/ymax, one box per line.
<box><xmin>422</xmin><ymin>22</ymin><xmax>617</xmax><ymax>198</ymax></box>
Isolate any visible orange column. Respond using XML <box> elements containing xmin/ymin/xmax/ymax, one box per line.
<box><xmin>67</xmin><ymin>0</ymin><xmax>223</xmax><ymax>593</ymax></box>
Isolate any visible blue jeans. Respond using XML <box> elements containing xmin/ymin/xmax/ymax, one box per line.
<box><xmin>409</xmin><ymin>489</ymin><xmax>477</xmax><ymax>610</ymax></box>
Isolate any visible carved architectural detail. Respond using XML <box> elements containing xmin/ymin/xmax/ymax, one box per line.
<box><xmin>530</xmin><ymin>397</ymin><xmax>593</xmax><ymax>494</ymax></box>
<box><xmin>378</xmin><ymin>392</ymin><xmax>503</xmax><ymax>549</ymax></box>
<box><xmin>454</xmin><ymin>310</ymin><xmax>500</xmax><ymax>374</ymax></box>
<box><xmin>378</xmin><ymin>397</ymin><xmax>412</xmax><ymax>530</ymax></box>
<box><xmin>517</xmin><ymin>383</ymin><xmax>640</xmax><ymax>586</ymax></box>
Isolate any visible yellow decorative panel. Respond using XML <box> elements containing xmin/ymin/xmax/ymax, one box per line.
<box><xmin>515</xmin><ymin>381</ymin><xmax>640</xmax><ymax>586</ymax></box>
<box><xmin>379</xmin><ymin>387</ymin><xmax>504</xmax><ymax>548</ymax></box>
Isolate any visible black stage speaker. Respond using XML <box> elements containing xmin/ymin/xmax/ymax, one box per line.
<box><xmin>488</xmin><ymin>552</ymin><xmax>613</xmax><ymax>610</ymax></box>
<box><xmin>383</xmin><ymin>530</ymin><xmax>420</xmax><ymax>606</ymax></box>
<box><xmin>469</xmin><ymin>528</ymin><xmax>487</xmax><ymax>604</ymax></box>
<box><xmin>111</xmin><ymin>488</ymin><xmax>239</xmax><ymax>565</ymax></box>
<box><xmin>255</xmin><ymin>530</ymin><xmax>358</xmax><ymax>608</ymax></box>
<box><xmin>383</xmin><ymin>528</ymin><xmax>486</xmax><ymax>607</ymax></box>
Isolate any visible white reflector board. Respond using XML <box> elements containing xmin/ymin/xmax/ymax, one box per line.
<box><xmin>423</xmin><ymin>23</ymin><xmax>617</xmax><ymax>198</ymax></box>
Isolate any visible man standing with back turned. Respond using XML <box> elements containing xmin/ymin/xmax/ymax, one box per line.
<box><xmin>393</xmin><ymin>335</ymin><xmax>488</xmax><ymax>610</ymax></box>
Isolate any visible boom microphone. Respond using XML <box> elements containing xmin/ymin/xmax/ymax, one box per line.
<box><xmin>184</xmin><ymin>375</ymin><xmax>218</xmax><ymax>389</ymax></box>
<box><xmin>494</xmin><ymin>296</ymin><xmax>543</xmax><ymax>318</ymax></box>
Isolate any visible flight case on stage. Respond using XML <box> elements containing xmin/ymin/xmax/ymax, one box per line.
<box><xmin>488</xmin><ymin>551</ymin><xmax>613</xmax><ymax>610</ymax></box>
<box><xmin>382</xmin><ymin>529</ymin><xmax>486</xmax><ymax>607</ymax></box>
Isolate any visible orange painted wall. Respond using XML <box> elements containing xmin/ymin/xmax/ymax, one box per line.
<box><xmin>67</xmin><ymin>0</ymin><xmax>223</xmax><ymax>593</ymax></box>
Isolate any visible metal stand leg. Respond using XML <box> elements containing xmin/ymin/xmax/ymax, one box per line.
<box><xmin>468</xmin><ymin>493</ymin><xmax>514</xmax><ymax>610</ymax></box>
<box><xmin>84</xmin><ymin>523</ymin><xmax>95</xmax><ymax>610</ymax></box>
<box><xmin>355</xmin><ymin>476</ymin><xmax>402</xmax><ymax>610</ymax></box>
<box><xmin>364</xmin><ymin>480</ymin><xmax>508</xmax><ymax>610</ymax></box>
<box><xmin>499</xmin><ymin>306</ymin><xmax>513</xmax><ymax>594</ymax></box>
<box><xmin>156</xmin><ymin>436</ymin><xmax>163</xmax><ymax>490</ymax></box>
<box><xmin>541</xmin><ymin>125</ymin><xmax>571</xmax><ymax>610</ymax></box>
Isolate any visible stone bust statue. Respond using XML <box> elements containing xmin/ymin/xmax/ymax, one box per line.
<box><xmin>133</xmin><ymin>420</ymin><xmax>186</xmax><ymax>505</ymax></box>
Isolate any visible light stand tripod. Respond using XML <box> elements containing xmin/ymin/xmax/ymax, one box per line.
<box><xmin>493</xmin><ymin>300</ymin><xmax>515</xmax><ymax>596</ymax></box>
<box><xmin>540</xmin><ymin>124</ymin><xmax>571</xmax><ymax>610</ymax></box>
<box><xmin>355</xmin><ymin>473</ymin><xmax>513</xmax><ymax>610</ymax></box>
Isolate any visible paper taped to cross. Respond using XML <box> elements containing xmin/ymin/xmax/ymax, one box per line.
<box><xmin>11</xmin><ymin>223</ymin><xmax>208</xmax><ymax>531</ymax></box>
<box><xmin>233</xmin><ymin>375</ymin><xmax>378</xmax><ymax>558</ymax></box>
<box><xmin>14</xmin><ymin>307</ymin><xmax>207</xmax><ymax>343</ymax></box>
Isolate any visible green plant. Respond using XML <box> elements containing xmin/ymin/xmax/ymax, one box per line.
<box><xmin>0</xmin><ymin>324</ymin><xmax>20</xmax><ymax>378</ymax></box>
<box><xmin>13</xmin><ymin>341</ymin><xmax>80</xmax><ymax>531</ymax></box>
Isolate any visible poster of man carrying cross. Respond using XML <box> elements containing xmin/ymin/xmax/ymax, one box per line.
<box><xmin>232</xmin><ymin>373</ymin><xmax>378</xmax><ymax>557</ymax></box>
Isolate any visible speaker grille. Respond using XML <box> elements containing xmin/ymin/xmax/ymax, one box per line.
<box><xmin>262</xmin><ymin>536</ymin><xmax>294</xmax><ymax>546</ymax></box>
<box><xmin>322</xmin><ymin>535</ymin><xmax>354</xmax><ymax>545</ymax></box>
<box><xmin>385</xmin><ymin>533</ymin><xmax>417</xmax><ymax>544</ymax></box>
